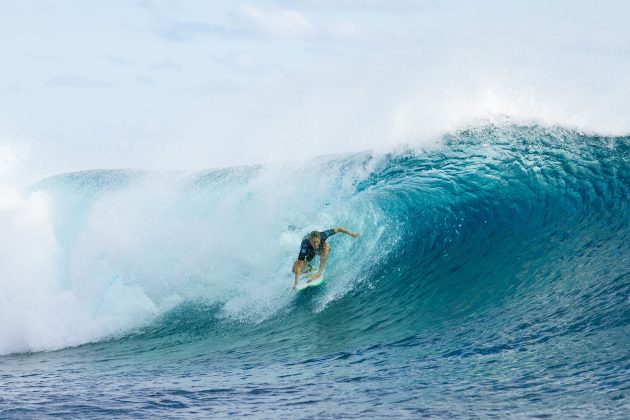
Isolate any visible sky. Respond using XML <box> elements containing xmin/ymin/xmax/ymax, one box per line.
<box><xmin>1</xmin><ymin>0</ymin><xmax>630</xmax><ymax>183</ymax></box>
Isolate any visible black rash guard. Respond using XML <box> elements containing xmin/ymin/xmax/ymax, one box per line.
<box><xmin>297</xmin><ymin>229</ymin><xmax>336</xmax><ymax>262</ymax></box>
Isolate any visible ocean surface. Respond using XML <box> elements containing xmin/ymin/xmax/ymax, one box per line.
<box><xmin>1</xmin><ymin>124</ymin><xmax>629</xmax><ymax>417</ymax></box>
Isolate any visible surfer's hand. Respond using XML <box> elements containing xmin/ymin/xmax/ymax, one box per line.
<box><xmin>351</xmin><ymin>231</ymin><xmax>360</xmax><ymax>238</ymax></box>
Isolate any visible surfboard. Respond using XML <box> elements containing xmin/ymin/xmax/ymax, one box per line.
<box><xmin>295</xmin><ymin>271</ymin><xmax>325</xmax><ymax>291</ymax></box>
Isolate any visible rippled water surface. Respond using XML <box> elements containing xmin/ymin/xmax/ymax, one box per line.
<box><xmin>1</xmin><ymin>125</ymin><xmax>629</xmax><ymax>417</ymax></box>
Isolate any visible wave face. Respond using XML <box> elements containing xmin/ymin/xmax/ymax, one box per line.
<box><xmin>1</xmin><ymin>124</ymin><xmax>629</xmax><ymax>417</ymax></box>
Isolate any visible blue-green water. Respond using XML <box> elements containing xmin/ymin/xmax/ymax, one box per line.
<box><xmin>1</xmin><ymin>124</ymin><xmax>629</xmax><ymax>417</ymax></box>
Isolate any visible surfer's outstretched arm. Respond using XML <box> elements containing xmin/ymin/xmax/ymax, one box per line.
<box><xmin>335</xmin><ymin>226</ymin><xmax>360</xmax><ymax>238</ymax></box>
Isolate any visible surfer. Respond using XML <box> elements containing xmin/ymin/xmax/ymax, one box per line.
<box><xmin>292</xmin><ymin>227</ymin><xmax>360</xmax><ymax>289</ymax></box>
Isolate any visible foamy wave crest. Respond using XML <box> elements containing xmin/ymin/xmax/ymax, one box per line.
<box><xmin>0</xmin><ymin>186</ymin><xmax>156</xmax><ymax>354</ymax></box>
<box><xmin>1</xmin><ymin>154</ymin><xmax>383</xmax><ymax>354</ymax></box>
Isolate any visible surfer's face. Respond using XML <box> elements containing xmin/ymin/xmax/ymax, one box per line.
<box><xmin>309</xmin><ymin>238</ymin><xmax>321</xmax><ymax>249</ymax></box>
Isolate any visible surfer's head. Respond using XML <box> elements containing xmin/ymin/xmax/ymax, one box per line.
<box><xmin>308</xmin><ymin>231</ymin><xmax>321</xmax><ymax>248</ymax></box>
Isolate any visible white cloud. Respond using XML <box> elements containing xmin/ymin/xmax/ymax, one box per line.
<box><xmin>211</xmin><ymin>51</ymin><xmax>262</xmax><ymax>73</ymax></box>
<box><xmin>148</xmin><ymin>60</ymin><xmax>182</xmax><ymax>72</ymax></box>
<box><xmin>109</xmin><ymin>56</ymin><xmax>134</xmax><ymax>65</ymax></box>
<box><xmin>48</xmin><ymin>75</ymin><xmax>111</xmax><ymax>88</ymax></box>
<box><xmin>136</xmin><ymin>74</ymin><xmax>157</xmax><ymax>85</ymax></box>
<box><xmin>148</xmin><ymin>3</ymin><xmax>369</xmax><ymax>44</ymax></box>
<box><xmin>155</xmin><ymin>19</ymin><xmax>241</xmax><ymax>42</ymax></box>
<box><xmin>235</xmin><ymin>4</ymin><xmax>314</xmax><ymax>38</ymax></box>
<box><xmin>275</xmin><ymin>0</ymin><xmax>439</xmax><ymax>14</ymax></box>
<box><xmin>329</xmin><ymin>20</ymin><xmax>369</xmax><ymax>41</ymax></box>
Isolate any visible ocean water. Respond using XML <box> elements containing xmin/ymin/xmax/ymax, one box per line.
<box><xmin>1</xmin><ymin>124</ymin><xmax>628</xmax><ymax>417</ymax></box>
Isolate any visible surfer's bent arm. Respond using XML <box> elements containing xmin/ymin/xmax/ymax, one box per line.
<box><xmin>335</xmin><ymin>226</ymin><xmax>360</xmax><ymax>238</ymax></box>
<box><xmin>293</xmin><ymin>259</ymin><xmax>305</xmax><ymax>287</ymax></box>
<box><xmin>316</xmin><ymin>243</ymin><xmax>330</xmax><ymax>275</ymax></box>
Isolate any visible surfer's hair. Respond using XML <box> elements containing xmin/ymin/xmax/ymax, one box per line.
<box><xmin>309</xmin><ymin>231</ymin><xmax>321</xmax><ymax>240</ymax></box>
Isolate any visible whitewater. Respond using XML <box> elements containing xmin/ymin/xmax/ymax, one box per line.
<box><xmin>1</xmin><ymin>123</ymin><xmax>628</xmax><ymax>417</ymax></box>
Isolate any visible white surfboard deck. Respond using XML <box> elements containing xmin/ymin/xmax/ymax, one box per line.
<box><xmin>295</xmin><ymin>271</ymin><xmax>325</xmax><ymax>291</ymax></box>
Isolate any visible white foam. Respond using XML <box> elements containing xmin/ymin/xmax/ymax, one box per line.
<box><xmin>0</xmin><ymin>154</ymin><xmax>389</xmax><ymax>354</ymax></box>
